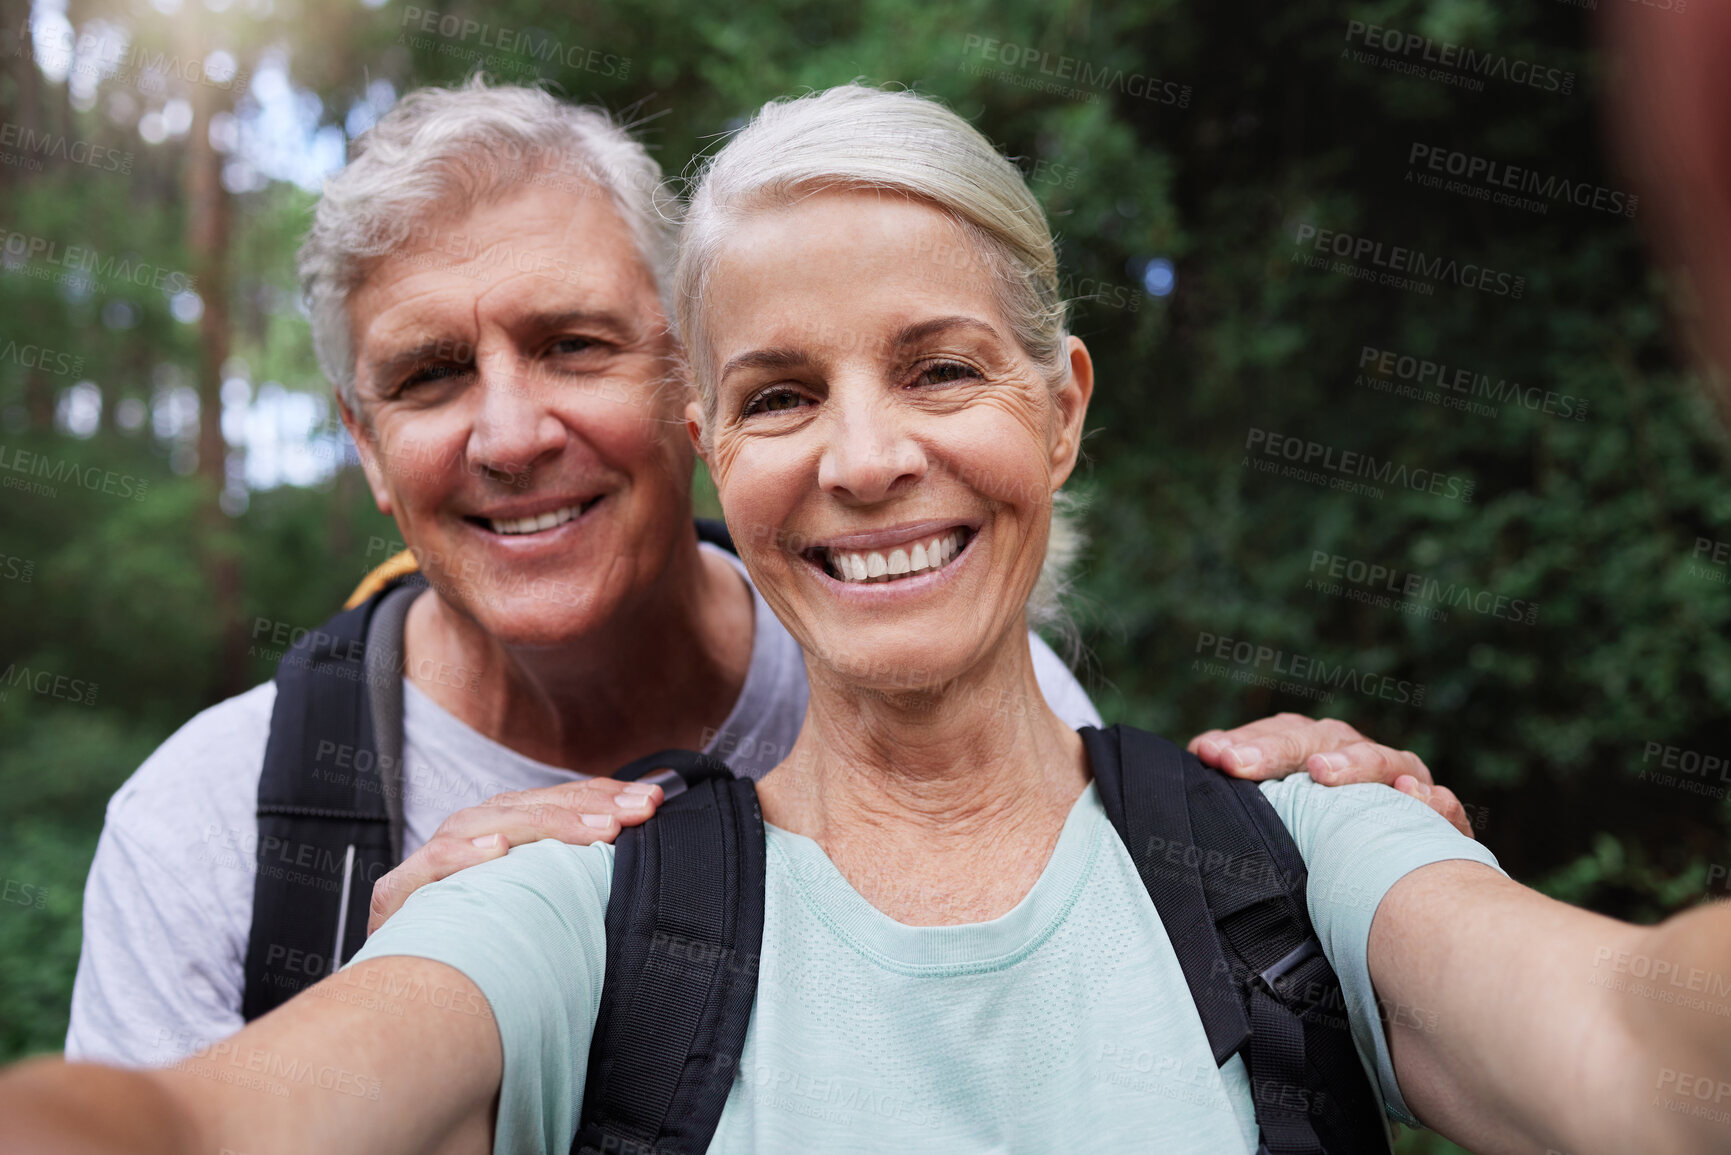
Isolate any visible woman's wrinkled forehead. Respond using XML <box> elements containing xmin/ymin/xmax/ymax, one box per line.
<box><xmin>691</xmin><ymin>191</ymin><xmax>1007</xmax><ymax>411</ymax></box>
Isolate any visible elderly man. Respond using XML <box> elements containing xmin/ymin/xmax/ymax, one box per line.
<box><xmin>64</xmin><ymin>79</ymin><xmax>1459</xmax><ymax>1067</ymax></box>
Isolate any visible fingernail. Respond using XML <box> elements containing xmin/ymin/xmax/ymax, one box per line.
<box><xmin>471</xmin><ymin>834</ymin><xmax>501</xmax><ymax>849</ymax></box>
<box><xmin>1228</xmin><ymin>745</ymin><xmax>1262</xmax><ymax>770</ymax></box>
<box><xmin>581</xmin><ymin>813</ymin><xmax>612</xmax><ymax>828</ymax></box>
<box><xmin>1316</xmin><ymin>752</ymin><xmax>1347</xmax><ymax>773</ymax></box>
<box><xmin>621</xmin><ymin>782</ymin><xmax>659</xmax><ymax>795</ymax></box>
<box><xmin>616</xmin><ymin>793</ymin><xmax>650</xmax><ymax>809</ymax></box>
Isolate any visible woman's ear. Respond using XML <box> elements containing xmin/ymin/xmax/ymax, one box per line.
<box><xmin>684</xmin><ymin>399</ymin><xmax>710</xmax><ymax>466</ymax></box>
<box><xmin>1049</xmin><ymin>336</ymin><xmax>1095</xmax><ymax>489</ymax></box>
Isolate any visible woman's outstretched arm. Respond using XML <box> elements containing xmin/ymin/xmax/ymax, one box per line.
<box><xmin>0</xmin><ymin>954</ymin><xmax>502</xmax><ymax>1155</ymax></box>
<box><xmin>1372</xmin><ymin>861</ymin><xmax>1731</xmax><ymax>1154</ymax></box>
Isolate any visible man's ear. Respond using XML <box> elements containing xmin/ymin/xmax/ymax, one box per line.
<box><xmin>1049</xmin><ymin>335</ymin><xmax>1095</xmax><ymax>490</ymax></box>
<box><xmin>337</xmin><ymin>393</ymin><xmax>393</xmax><ymax>515</ymax></box>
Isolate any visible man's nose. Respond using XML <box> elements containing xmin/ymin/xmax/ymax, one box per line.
<box><xmin>466</xmin><ymin>348</ymin><xmax>566</xmax><ymax>479</ymax></box>
<box><xmin>816</xmin><ymin>390</ymin><xmax>927</xmax><ymax>504</ymax></box>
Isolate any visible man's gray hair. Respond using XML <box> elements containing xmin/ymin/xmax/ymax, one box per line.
<box><xmin>298</xmin><ymin>77</ymin><xmax>676</xmax><ymax>411</ymax></box>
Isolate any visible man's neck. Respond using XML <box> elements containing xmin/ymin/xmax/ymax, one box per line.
<box><xmin>401</xmin><ymin>538</ymin><xmax>755</xmax><ymax>778</ymax></box>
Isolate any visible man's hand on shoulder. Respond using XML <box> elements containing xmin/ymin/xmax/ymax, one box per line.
<box><xmin>368</xmin><ymin>778</ymin><xmax>664</xmax><ymax>932</ymax></box>
<box><xmin>1187</xmin><ymin>712</ymin><xmax>1475</xmax><ymax>838</ymax></box>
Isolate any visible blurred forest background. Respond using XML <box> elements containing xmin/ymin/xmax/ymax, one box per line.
<box><xmin>1</xmin><ymin>0</ymin><xmax>1726</xmax><ymax>1150</ymax></box>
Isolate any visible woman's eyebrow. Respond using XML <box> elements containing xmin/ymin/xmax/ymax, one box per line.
<box><xmin>718</xmin><ymin>316</ymin><xmax>1000</xmax><ymax>385</ymax></box>
<box><xmin>890</xmin><ymin>315</ymin><xmax>1001</xmax><ymax>349</ymax></box>
<box><xmin>720</xmin><ymin>347</ymin><xmax>813</xmax><ymax>384</ymax></box>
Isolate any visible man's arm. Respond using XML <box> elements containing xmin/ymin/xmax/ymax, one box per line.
<box><xmin>1191</xmin><ymin>712</ymin><xmax>1475</xmax><ymax>836</ymax></box>
<box><xmin>1370</xmin><ymin>861</ymin><xmax>1731</xmax><ymax>1154</ymax></box>
<box><xmin>4</xmin><ymin>956</ymin><xmax>501</xmax><ymax>1155</ymax></box>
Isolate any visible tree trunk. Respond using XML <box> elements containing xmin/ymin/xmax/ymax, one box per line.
<box><xmin>1</xmin><ymin>0</ymin><xmax>41</xmax><ymax>195</ymax></box>
<box><xmin>183</xmin><ymin>42</ymin><xmax>248</xmax><ymax>702</ymax></box>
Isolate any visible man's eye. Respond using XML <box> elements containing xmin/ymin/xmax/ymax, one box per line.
<box><xmin>914</xmin><ymin>360</ymin><xmax>981</xmax><ymax>387</ymax></box>
<box><xmin>549</xmin><ymin>336</ymin><xmax>598</xmax><ymax>356</ymax></box>
<box><xmin>743</xmin><ymin>387</ymin><xmax>813</xmax><ymax>417</ymax></box>
<box><xmin>400</xmin><ymin>362</ymin><xmax>471</xmax><ymax>390</ymax></box>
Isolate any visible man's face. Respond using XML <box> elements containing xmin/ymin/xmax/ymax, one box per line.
<box><xmin>342</xmin><ymin>183</ymin><xmax>692</xmax><ymax>648</ymax></box>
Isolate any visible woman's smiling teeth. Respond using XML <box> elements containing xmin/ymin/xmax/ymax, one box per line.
<box><xmin>822</xmin><ymin>529</ymin><xmax>970</xmax><ymax>584</ymax></box>
<box><xmin>487</xmin><ymin>502</ymin><xmax>587</xmax><ymax>536</ymax></box>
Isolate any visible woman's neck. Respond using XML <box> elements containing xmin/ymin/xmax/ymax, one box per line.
<box><xmin>757</xmin><ymin>627</ymin><xmax>1089</xmax><ymax>925</ymax></box>
<box><xmin>404</xmin><ymin>539</ymin><xmax>755</xmax><ymax>776</ymax></box>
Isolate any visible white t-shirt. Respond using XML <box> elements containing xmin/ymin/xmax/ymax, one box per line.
<box><xmin>65</xmin><ymin>546</ymin><xmax>1101</xmax><ymax>1065</ymax></box>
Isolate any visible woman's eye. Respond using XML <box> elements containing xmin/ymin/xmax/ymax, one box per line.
<box><xmin>743</xmin><ymin>387</ymin><xmax>812</xmax><ymax>417</ymax></box>
<box><xmin>914</xmin><ymin>360</ymin><xmax>981</xmax><ymax>387</ymax></box>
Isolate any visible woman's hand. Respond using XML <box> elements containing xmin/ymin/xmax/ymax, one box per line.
<box><xmin>368</xmin><ymin>778</ymin><xmax>664</xmax><ymax>933</ymax></box>
<box><xmin>1188</xmin><ymin>713</ymin><xmax>1475</xmax><ymax>837</ymax></box>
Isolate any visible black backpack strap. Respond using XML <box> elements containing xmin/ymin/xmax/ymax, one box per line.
<box><xmin>241</xmin><ymin>575</ymin><xmax>425</xmax><ymax>1020</ymax></box>
<box><xmin>364</xmin><ymin>582</ymin><xmax>420</xmax><ymax>861</ymax></box>
<box><xmin>694</xmin><ymin>516</ymin><xmax>736</xmax><ymax>555</ymax></box>
<box><xmin>1086</xmin><ymin>726</ymin><xmax>1252</xmax><ymax>1064</ymax></box>
<box><xmin>573</xmin><ymin>766</ymin><xmax>765</xmax><ymax>1155</ymax></box>
<box><xmin>1084</xmin><ymin>725</ymin><xmax>1388</xmax><ymax>1155</ymax></box>
<box><xmin>610</xmin><ymin>747</ymin><xmax>737</xmax><ymax>800</ymax></box>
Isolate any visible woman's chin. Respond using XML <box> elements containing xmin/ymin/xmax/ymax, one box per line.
<box><xmin>800</xmin><ymin>615</ymin><xmax>1001</xmax><ymax>700</ymax></box>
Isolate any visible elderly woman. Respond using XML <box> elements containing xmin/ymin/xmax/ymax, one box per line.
<box><xmin>5</xmin><ymin>85</ymin><xmax>1728</xmax><ymax>1155</ymax></box>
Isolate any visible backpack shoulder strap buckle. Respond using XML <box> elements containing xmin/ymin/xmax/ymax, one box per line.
<box><xmin>1255</xmin><ymin>938</ymin><xmax>1323</xmax><ymax>1000</ymax></box>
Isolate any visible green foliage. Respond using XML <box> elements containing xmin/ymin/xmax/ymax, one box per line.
<box><xmin>0</xmin><ymin>709</ymin><xmax>163</xmax><ymax>1058</ymax></box>
<box><xmin>2</xmin><ymin>9</ymin><xmax>1727</xmax><ymax>1151</ymax></box>
<box><xmin>0</xmin><ymin>818</ymin><xmax>102</xmax><ymax>1060</ymax></box>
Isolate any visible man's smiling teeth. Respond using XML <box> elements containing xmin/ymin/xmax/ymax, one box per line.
<box><xmin>488</xmin><ymin>504</ymin><xmax>585</xmax><ymax>536</ymax></box>
<box><xmin>826</xmin><ymin>529</ymin><xmax>968</xmax><ymax>583</ymax></box>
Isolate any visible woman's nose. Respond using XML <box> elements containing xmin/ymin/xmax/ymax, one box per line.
<box><xmin>465</xmin><ymin>348</ymin><xmax>567</xmax><ymax>480</ymax></box>
<box><xmin>816</xmin><ymin>393</ymin><xmax>927</xmax><ymax>504</ymax></box>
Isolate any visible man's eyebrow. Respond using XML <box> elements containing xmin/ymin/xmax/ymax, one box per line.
<box><xmin>520</xmin><ymin>308</ymin><xmax>637</xmax><ymax>339</ymax></box>
<box><xmin>362</xmin><ymin>309</ymin><xmax>640</xmax><ymax>387</ymax></box>
<box><xmin>718</xmin><ymin>317</ymin><xmax>1002</xmax><ymax>385</ymax></box>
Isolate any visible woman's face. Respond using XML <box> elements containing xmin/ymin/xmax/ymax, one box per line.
<box><xmin>694</xmin><ymin>189</ymin><xmax>1092</xmax><ymax>696</ymax></box>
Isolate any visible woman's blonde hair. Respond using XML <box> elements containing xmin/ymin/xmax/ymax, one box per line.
<box><xmin>675</xmin><ymin>83</ymin><xmax>1084</xmax><ymax>635</ymax></box>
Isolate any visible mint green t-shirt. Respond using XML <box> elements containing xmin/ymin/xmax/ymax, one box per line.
<box><xmin>354</xmin><ymin>775</ymin><xmax>1502</xmax><ymax>1154</ymax></box>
